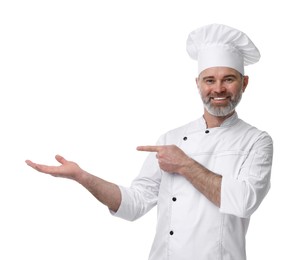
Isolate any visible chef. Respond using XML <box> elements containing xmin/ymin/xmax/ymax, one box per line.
<box><xmin>26</xmin><ymin>24</ymin><xmax>273</xmax><ymax>260</ymax></box>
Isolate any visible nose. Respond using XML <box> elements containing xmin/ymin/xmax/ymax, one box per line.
<box><xmin>212</xmin><ymin>81</ymin><xmax>226</xmax><ymax>93</ymax></box>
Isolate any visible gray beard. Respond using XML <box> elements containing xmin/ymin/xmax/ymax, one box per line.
<box><xmin>202</xmin><ymin>91</ymin><xmax>242</xmax><ymax>117</ymax></box>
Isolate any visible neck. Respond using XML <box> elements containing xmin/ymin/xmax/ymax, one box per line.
<box><xmin>203</xmin><ymin>109</ymin><xmax>235</xmax><ymax>128</ymax></box>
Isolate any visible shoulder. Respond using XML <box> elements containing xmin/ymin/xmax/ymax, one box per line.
<box><xmin>236</xmin><ymin>119</ymin><xmax>273</xmax><ymax>150</ymax></box>
<box><xmin>237</xmin><ymin>119</ymin><xmax>272</xmax><ymax>138</ymax></box>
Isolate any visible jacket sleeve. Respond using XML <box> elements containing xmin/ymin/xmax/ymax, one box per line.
<box><xmin>111</xmin><ymin>137</ymin><xmax>164</xmax><ymax>221</ymax></box>
<box><xmin>220</xmin><ymin>132</ymin><xmax>273</xmax><ymax>218</ymax></box>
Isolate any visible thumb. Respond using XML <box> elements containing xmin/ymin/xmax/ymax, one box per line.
<box><xmin>55</xmin><ymin>154</ymin><xmax>67</xmax><ymax>164</ymax></box>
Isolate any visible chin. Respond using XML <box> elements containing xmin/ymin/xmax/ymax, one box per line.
<box><xmin>206</xmin><ymin>107</ymin><xmax>235</xmax><ymax>117</ymax></box>
<box><xmin>203</xmin><ymin>94</ymin><xmax>242</xmax><ymax>117</ymax></box>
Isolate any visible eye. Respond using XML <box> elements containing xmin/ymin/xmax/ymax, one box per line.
<box><xmin>204</xmin><ymin>79</ymin><xmax>215</xmax><ymax>85</ymax></box>
<box><xmin>224</xmin><ymin>77</ymin><xmax>235</xmax><ymax>83</ymax></box>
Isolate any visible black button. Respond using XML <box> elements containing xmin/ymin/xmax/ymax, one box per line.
<box><xmin>183</xmin><ymin>136</ymin><xmax>187</xmax><ymax>141</ymax></box>
<box><xmin>172</xmin><ymin>197</ymin><xmax>177</xmax><ymax>202</ymax></box>
<box><xmin>205</xmin><ymin>130</ymin><xmax>210</xmax><ymax>134</ymax></box>
<box><xmin>170</xmin><ymin>231</ymin><xmax>174</xmax><ymax>235</ymax></box>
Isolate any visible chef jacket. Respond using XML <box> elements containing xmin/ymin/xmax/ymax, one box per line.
<box><xmin>112</xmin><ymin>113</ymin><xmax>273</xmax><ymax>260</ymax></box>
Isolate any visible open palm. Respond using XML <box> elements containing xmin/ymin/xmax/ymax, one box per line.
<box><xmin>26</xmin><ymin>155</ymin><xmax>83</xmax><ymax>180</ymax></box>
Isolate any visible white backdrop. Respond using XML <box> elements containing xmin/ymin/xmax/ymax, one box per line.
<box><xmin>1</xmin><ymin>0</ymin><xmax>302</xmax><ymax>259</ymax></box>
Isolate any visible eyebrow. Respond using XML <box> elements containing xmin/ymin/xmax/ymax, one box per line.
<box><xmin>223</xmin><ymin>74</ymin><xmax>237</xmax><ymax>79</ymax></box>
<box><xmin>201</xmin><ymin>76</ymin><xmax>215</xmax><ymax>81</ymax></box>
<box><xmin>201</xmin><ymin>74</ymin><xmax>238</xmax><ymax>80</ymax></box>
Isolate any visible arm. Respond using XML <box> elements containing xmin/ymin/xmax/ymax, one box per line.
<box><xmin>26</xmin><ymin>155</ymin><xmax>121</xmax><ymax>212</ymax></box>
<box><xmin>180</xmin><ymin>159</ymin><xmax>222</xmax><ymax>207</ymax></box>
<box><xmin>219</xmin><ymin>134</ymin><xmax>273</xmax><ymax>218</ymax></box>
<box><xmin>137</xmin><ymin>145</ymin><xmax>222</xmax><ymax>207</ymax></box>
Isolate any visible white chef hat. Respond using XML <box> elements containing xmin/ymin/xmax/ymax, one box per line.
<box><xmin>186</xmin><ymin>24</ymin><xmax>260</xmax><ymax>75</ymax></box>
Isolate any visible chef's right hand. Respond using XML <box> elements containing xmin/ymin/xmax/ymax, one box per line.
<box><xmin>25</xmin><ymin>155</ymin><xmax>85</xmax><ymax>181</ymax></box>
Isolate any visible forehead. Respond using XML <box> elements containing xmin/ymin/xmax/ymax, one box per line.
<box><xmin>199</xmin><ymin>67</ymin><xmax>240</xmax><ymax>78</ymax></box>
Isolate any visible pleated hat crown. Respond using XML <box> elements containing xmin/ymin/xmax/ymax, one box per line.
<box><xmin>186</xmin><ymin>24</ymin><xmax>260</xmax><ymax>75</ymax></box>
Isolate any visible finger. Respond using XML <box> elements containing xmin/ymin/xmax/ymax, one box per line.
<box><xmin>25</xmin><ymin>160</ymin><xmax>35</xmax><ymax>168</ymax></box>
<box><xmin>25</xmin><ymin>160</ymin><xmax>56</xmax><ymax>174</ymax></box>
<box><xmin>55</xmin><ymin>154</ymin><xmax>67</xmax><ymax>164</ymax></box>
<box><xmin>136</xmin><ymin>146</ymin><xmax>161</xmax><ymax>152</ymax></box>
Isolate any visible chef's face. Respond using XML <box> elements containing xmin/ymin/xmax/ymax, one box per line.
<box><xmin>196</xmin><ymin>67</ymin><xmax>248</xmax><ymax>117</ymax></box>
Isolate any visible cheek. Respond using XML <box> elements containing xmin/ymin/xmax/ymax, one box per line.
<box><xmin>228</xmin><ymin>84</ymin><xmax>241</xmax><ymax>94</ymax></box>
<box><xmin>235</xmin><ymin>84</ymin><xmax>244</xmax><ymax>94</ymax></box>
<box><xmin>197</xmin><ymin>81</ymin><xmax>211</xmax><ymax>98</ymax></box>
<box><xmin>197</xmin><ymin>87</ymin><xmax>203</xmax><ymax>98</ymax></box>
<box><xmin>198</xmin><ymin>86</ymin><xmax>210</xmax><ymax>98</ymax></box>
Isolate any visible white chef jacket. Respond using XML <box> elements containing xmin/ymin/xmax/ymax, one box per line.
<box><xmin>113</xmin><ymin>113</ymin><xmax>273</xmax><ymax>260</ymax></box>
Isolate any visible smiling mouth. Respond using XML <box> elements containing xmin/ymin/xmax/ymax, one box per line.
<box><xmin>212</xmin><ymin>97</ymin><xmax>228</xmax><ymax>100</ymax></box>
<box><xmin>210</xmin><ymin>97</ymin><xmax>230</xmax><ymax>101</ymax></box>
<box><xmin>209</xmin><ymin>97</ymin><xmax>231</xmax><ymax>106</ymax></box>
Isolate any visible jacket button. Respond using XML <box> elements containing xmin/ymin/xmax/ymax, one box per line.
<box><xmin>183</xmin><ymin>136</ymin><xmax>187</xmax><ymax>141</ymax></box>
<box><xmin>172</xmin><ymin>197</ymin><xmax>177</xmax><ymax>202</ymax></box>
<box><xmin>170</xmin><ymin>231</ymin><xmax>174</xmax><ymax>235</ymax></box>
<box><xmin>205</xmin><ymin>130</ymin><xmax>210</xmax><ymax>134</ymax></box>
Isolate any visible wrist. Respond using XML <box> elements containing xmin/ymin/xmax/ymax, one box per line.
<box><xmin>179</xmin><ymin>157</ymin><xmax>197</xmax><ymax>177</ymax></box>
<box><xmin>75</xmin><ymin>169</ymin><xmax>89</xmax><ymax>184</ymax></box>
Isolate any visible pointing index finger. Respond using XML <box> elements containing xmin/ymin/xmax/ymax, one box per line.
<box><xmin>137</xmin><ymin>146</ymin><xmax>162</xmax><ymax>152</ymax></box>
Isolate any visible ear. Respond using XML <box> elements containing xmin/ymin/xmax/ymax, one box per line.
<box><xmin>195</xmin><ymin>77</ymin><xmax>200</xmax><ymax>88</ymax></box>
<box><xmin>242</xmin><ymin>76</ymin><xmax>249</xmax><ymax>92</ymax></box>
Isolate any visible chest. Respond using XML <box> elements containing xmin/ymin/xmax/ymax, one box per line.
<box><xmin>171</xmin><ymin>127</ymin><xmax>254</xmax><ymax>178</ymax></box>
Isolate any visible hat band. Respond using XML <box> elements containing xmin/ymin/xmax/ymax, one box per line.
<box><xmin>197</xmin><ymin>46</ymin><xmax>244</xmax><ymax>75</ymax></box>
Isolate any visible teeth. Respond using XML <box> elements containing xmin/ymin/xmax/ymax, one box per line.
<box><xmin>213</xmin><ymin>97</ymin><xmax>227</xmax><ymax>100</ymax></box>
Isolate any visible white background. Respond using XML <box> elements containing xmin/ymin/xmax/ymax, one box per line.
<box><xmin>0</xmin><ymin>0</ymin><xmax>302</xmax><ymax>259</ymax></box>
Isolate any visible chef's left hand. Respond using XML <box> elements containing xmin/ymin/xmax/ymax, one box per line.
<box><xmin>137</xmin><ymin>145</ymin><xmax>192</xmax><ymax>174</ymax></box>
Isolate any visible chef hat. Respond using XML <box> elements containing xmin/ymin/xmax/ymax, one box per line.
<box><xmin>186</xmin><ymin>24</ymin><xmax>260</xmax><ymax>75</ymax></box>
